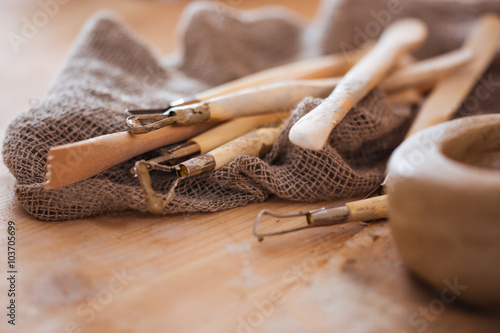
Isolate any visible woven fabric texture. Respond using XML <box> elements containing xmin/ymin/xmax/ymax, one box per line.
<box><xmin>3</xmin><ymin>0</ymin><xmax>500</xmax><ymax>221</ymax></box>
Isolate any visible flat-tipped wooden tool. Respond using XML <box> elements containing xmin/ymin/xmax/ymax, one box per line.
<box><xmin>45</xmin><ymin>123</ymin><xmax>216</xmax><ymax>190</ymax></box>
<box><xmin>289</xmin><ymin>18</ymin><xmax>428</xmax><ymax>151</ymax></box>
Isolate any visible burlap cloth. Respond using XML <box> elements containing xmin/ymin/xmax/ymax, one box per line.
<box><xmin>3</xmin><ymin>0</ymin><xmax>500</xmax><ymax>221</ymax></box>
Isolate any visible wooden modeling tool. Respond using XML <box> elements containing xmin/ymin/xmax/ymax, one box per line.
<box><xmin>133</xmin><ymin>49</ymin><xmax>470</xmax><ymax>211</ymax></box>
<box><xmin>186</xmin><ymin>43</ymin><xmax>371</xmax><ymax>101</ymax></box>
<box><xmin>45</xmin><ymin>122</ymin><xmax>216</xmax><ymax>190</ymax></box>
<box><xmin>288</xmin><ymin>18</ymin><xmax>429</xmax><ymax>151</ymax></box>
<box><xmin>254</xmin><ymin>13</ymin><xmax>500</xmax><ymax>240</ymax></box>
<box><xmin>386</xmin><ymin>88</ymin><xmax>422</xmax><ymax>105</ymax></box>
<box><xmin>406</xmin><ymin>13</ymin><xmax>500</xmax><ymax>137</ymax></box>
<box><xmin>42</xmin><ymin>17</ymin><xmax>479</xmax><ymax>191</ymax></box>
<box><xmin>177</xmin><ymin>121</ymin><xmax>285</xmax><ymax>177</ymax></box>
<box><xmin>131</xmin><ymin>112</ymin><xmax>289</xmax><ymax>173</ymax></box>
<box><xmin>125</xmin><ymin>44</ymin><xmax>371</xmax><ymax>128</ymax></box>
<box><xmin>45</xmin><ymin>46</ymin><xmax>368</xmax><ymax>190</ymax></box>
<box><xmin>45</xmin><ymin>44</ymin><xmax>470</xmax><ymax>190</ymax></box>
<box><xmin>381</xmin><ymin>48</ymin><xmax>473</xmax><ymax>92</ymax></box>
<box><xmin>136</xmin><ymin>121</ymin><xmax>286</xmax><ymax>213</ymax></box>
<box><xmin>128</xmin><ymin>48</ymin><xmax>472</xmax><ymax>134</ymax></box>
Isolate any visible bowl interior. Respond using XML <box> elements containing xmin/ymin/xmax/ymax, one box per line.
<box><xmin>441</xmin><ymin>123</ymin><xmax>500</xmax><ymax>171</ymax></box>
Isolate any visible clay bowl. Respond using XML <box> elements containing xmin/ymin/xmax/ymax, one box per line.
<box><xmin>387</xmin><ymin>114</ymin><xmax>500</xmax><ymax>308</ymax></box>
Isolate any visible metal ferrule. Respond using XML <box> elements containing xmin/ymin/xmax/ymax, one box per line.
<box><xmin>176</xmin><ymin>154</ymin><xmax>216</xmax><ymax>178</ymax></box>
<box><xmin>166</xmin><ymin>103</ymin><xmax>211</xmax><ymax>126</ymax></box>
<box><xmin>126</xmin><ymin>102</ymin><xmax>211</xmax><ymax>134</ymax></box>
<box><xmin>307</xmin><ymin>205</ymin><xmax>350</xmax><ymax>226</ymax></box>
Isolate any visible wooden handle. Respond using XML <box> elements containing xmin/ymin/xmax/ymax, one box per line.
<box><xmin>289</xmin><ymin>18</ymin><xmax>428</xmax><ymax>151</ymax></box>
<box><xmin>194</xmin><ymin>43</ymin><xmax>372</xmax><ymax>101</ymax></box>
<box><xmin>45</xmin><ymin>122</ymin><xmax>216</xmax><ymax>190</ymax></box>
<box><xmin>346</xmin><ymin>195</ymin><xmax>389</xmax><ymax>221</ymax></box>
<box><xmin>387</xmin><ymin>88</ymin><xmax>422</xmax><ymax>105</ymax></box>
<box><xmin>207</xmin><ymin>78</ymin><xmax>340</xmax><ymax>120</ymax></box>
<box><xmin>206</xmin><ymin>47</ymin><xmax>468</xmax><ymax>120</ymax></box>
<box><xmin>382</xmin><ymin>48</ymin><xmax>473</xmax><ymax>92</ymax></box>
<box><xmin>194</xmin><ymin>112</ymin><xmax>289</xmax><ymax>153</ymax></box>
<box><xmin>210</xmin><ymin>123</ymin><xmax>285</xmax><ymax>169</ymax></box>
<box><xmin>406</xmin><ymin>14</ymin><xmax>500</xmax><ymax>137</ymax></box>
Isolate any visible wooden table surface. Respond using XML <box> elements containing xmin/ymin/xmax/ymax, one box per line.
<box><xmin>1</xmin><ymin>1</ymin><xmax>499</xmax><ymax>332</ymax></box>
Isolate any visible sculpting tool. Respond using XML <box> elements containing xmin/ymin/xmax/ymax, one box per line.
<box><xmin>45</xmin><ymin>45</ymin><xmax>367</xmax><ymax>190</ymax></box>
<box><xmin>381</xmin><ymin>48</ymin><xmax>472</xmax><ymax>92</ymax></box>
<box><xmin>253</xmin><ymin>196</ymin><xmax>388</xmax><ymax>240</ymax></box>
<box><xmin>136</xmin><ymin>121</ymin><xmax>286</xmax><ymax>213</ymax></box>
<box><xmin>44</xmin><ymin>46</ymin><xmax>471</xmax><ymax>189</ymax></box>
<box><xmin>176</xmin><ymin>121</ymin><xmax>285</xmax><ymax>178</ymax></box>
<box><xmin>42</xmin><ymin>21</ymin><xmax>475</xmax><ymax>190</ymax></box>
<box><xmin>253</xmin><ymin>14</ymin><xmax>500</xmax><ymax>240</ymax></box>
<box><xmin>288</xmin><ymin>18</ymin><xmax>429</xmax><ymax>151</ymax></box>
<box><xmin>133</xmin><ymin>49</ymin><xmax>472</xmax><ymax>210</ymax></box>
<box><xmin>125</xmin><ymin>44</ymin><xmax>371</xmax><ymax>119</ymax></box>
<box><xmin>131</xmin><ymin>112</ymin><xmax>289</xmax><ymax>174</ymax></box>
<box><xmin>45</xmin><ymin>122</ymin><xmax>217</xmax><ymax>190</ymax></box>
<box><xmin>128</xmin><ymin>48</ymin><xmax>471</xmax><ymax>134</ymax></box>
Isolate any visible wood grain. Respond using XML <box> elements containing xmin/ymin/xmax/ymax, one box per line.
<box><xmin>1</xmin><ymin>1</ymin><xmax>499</xmax><ymax>332</ymax></box>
